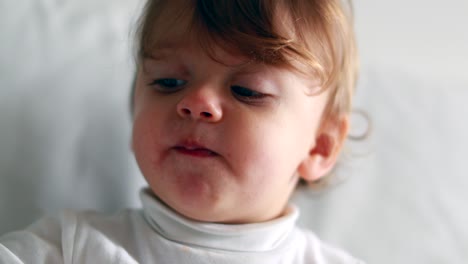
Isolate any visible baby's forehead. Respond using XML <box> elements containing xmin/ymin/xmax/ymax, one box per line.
<box><xmin>145</xmin><ymin>39</ymin><xmax>251</xmax><ymax>65</ymax></box>
<box><xmin>140</xmin><ymin>2</ymin><xmax>300</xmax><ymax>66</ymax></box>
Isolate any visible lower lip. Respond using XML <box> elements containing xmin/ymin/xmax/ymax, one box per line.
<box><xmin>174</xmin><ymin>147</ymin><xmax>217</xmax><ymax>158</ymax></box>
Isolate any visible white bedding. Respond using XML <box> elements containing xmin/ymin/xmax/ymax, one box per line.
<box><xmin>1</xmin><ymin>0</ymin><xmax>467</xmax><ymax>263</ymax></box>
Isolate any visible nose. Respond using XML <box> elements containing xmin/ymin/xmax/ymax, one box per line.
<box><xmin>176</xmin><ymin>87</ymin><xmax>223</xmax><ymax>122</ymax></box>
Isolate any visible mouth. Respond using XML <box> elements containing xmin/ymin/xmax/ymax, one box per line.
<box><xmin>173</xmin><ymin>142</ymin><xmax>218</xmax><ymax>158</ymax></box>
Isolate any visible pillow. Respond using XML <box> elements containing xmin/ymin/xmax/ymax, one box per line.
<box><xmin>0</xmin><ymin>0</ymin><xmax>146</xmax><ymax>234</ymax></box>
<box><xmin>294</xmin><ymin>66</ymin><xmax>468</xmax><ymax>263</ymax></box>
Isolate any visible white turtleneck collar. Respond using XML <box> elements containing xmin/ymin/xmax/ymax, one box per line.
<box><xmin>139</xmin><ymin>188</ymin><xmax>299</xmax><ymax>253</ymax></box>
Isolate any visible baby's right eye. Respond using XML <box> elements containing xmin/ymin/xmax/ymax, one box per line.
<box><xmin>149</xmin><ymin>78</ymin><xmax>186</xmax><ymax>93</ymax></box>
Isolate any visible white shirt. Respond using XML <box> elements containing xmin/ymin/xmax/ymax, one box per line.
<box><xmin>0</xmin><ymin>189</ymin><xmax>363</xmax><ymax>263</ymax></box>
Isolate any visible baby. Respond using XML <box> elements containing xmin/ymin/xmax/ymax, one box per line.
<box><xmin>1</xmin><ymin>0</ymin><xmax>363</xmax><ymax>263</ymax></box>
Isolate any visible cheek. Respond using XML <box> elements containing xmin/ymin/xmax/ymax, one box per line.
<box><xmin>132</xmin><ymin>117</ymin><xmax>152</xmax><ymax>168</ymax></box>
<box><xmin>248</xmin><ymin>114</ymin><xmax>316</xmax><ymax>177</ymax></box>
<box><xmin>225</xmin><ymin>120</ymin><xmax>304</xmax><ymax>182</ymax></box>
<box><xmin>132</xmin><ymin>111</ymin><xmax>163</xmax><ymax>168</ymax></box>
<box><xmin>225</xmin><ymin>128</ymin><xmax>301</xmax><ymax>207</ymax></box>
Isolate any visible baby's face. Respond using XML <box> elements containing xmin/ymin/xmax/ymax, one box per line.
<box><xmin>132</xmin><ymin>40</ymin><xmax>329</xmax><ymax>224</ymax></box>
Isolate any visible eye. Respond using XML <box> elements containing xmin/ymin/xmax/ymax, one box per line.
<box><xmin>231</xmin><ymin>86</ymin><xmax>267</xmax><ymax>103</ymax></box>
<box><xmin>149</xmin><ymin>78</ymin><xmax>186</xmax><ymax>93</ymax></box>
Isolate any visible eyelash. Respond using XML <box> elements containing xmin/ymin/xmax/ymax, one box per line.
<box><xmin>148</xmin><ymin>78</ymin><xmax>268</xmax><ymax>103</ymax></box>
<box><xmin>231</xmin><ymin>86</ymin><xmax>267</xmax><ymax>102</ymax></box>
<box><xmin>148</xmin><ymin>78</ymin><xmax>186</xmax><ymax>93</ymax></box>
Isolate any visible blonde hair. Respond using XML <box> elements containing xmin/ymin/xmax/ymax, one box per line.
<box><xmin>135</xmin><ymin>0</ymin><xmax>358</xmax><ymax>120</ymax></box>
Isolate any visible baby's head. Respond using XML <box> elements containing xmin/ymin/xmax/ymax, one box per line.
<box><xmin>131</xmin><ymin>0</ymin><xmax>358</xmax><ymax>224</ymax></box>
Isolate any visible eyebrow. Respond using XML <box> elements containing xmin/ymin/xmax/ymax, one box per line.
<box><xmin>141</xmin><ymin>40</ymin><xmax>187</xmax><ymax>59</ymax></box>
<box><xmin>142</xmin><ymin>53</ymin><xmax>167</xmax><ymax>62</ymax></box>
<box><xmin>140</xmin><ymin>41</ymin><xmax>273</xmax><ymax>76</ymax></box>
<box><xmin>141</xmin><ymin>53</ymin><xmax>269</xmax><ymax>80</ymax></box>
<box><xmin>142</xmin><ymin>49</ymin><xmax>175</xmax><ymax>61</ymax></box>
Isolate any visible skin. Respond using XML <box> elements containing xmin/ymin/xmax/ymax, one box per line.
<box><xmin>132</xmin><ymin>39</ymin><xmax>347</xmax><ymax>224</ymax></box>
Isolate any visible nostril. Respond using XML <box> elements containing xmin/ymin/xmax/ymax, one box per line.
<box><xmin>182</xmin><ymin>108</ymin><xmax>191</xmax><ymax>115</ymax></box>
<box><xmin>201</xmin><ymin>112</ymin><xmax>212</xmax><ymax>118</ymax></box>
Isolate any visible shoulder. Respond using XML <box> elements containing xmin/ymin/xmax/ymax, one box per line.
<box><xmin>1</xmin><ymin>212</ymin><xmax>66</xmax><ymax>263</ymax></box>
<box><xmin>293</xmin><ymin>227</ymin><xmax>365</xmax><ymax>264</ymax></box>
<box><xmin>0</xmin><ymin>209</ymin><xmax>146</xmax><ymax>264</ymax></box>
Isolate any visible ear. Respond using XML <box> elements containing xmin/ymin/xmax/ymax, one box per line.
<box><xmin>298</xmin><ymin>115</ymin><xmax>349</xmax><ymax>182</ymax></box>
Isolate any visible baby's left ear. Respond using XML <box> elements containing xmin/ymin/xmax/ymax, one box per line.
<box><xmin>298</xmin><ymin>115</ymin><xmax>349</xmax><ymax>182</ymax></box>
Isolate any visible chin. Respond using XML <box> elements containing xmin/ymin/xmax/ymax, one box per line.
<box><xmin>170</xmin><ymin>198</ymin><xmax>232</xmax><ymax>223</ymax></box>
<box><xmin>152</xmin><ymin>183</ymin><xmax>227</xmax><ymax>221</ymax></box>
